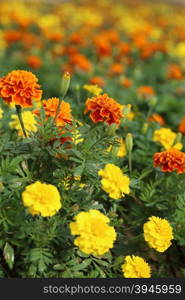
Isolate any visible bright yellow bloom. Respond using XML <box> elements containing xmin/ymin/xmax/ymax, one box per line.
<box><xmin>0</xmin><ymin>107</ymin><xmax>3</xmax><ymax>119</ymax></box>
<box><xmin>9</xmin><ymin>111</ymin><xmax>37</xmax><ymax>137</ymax></box>
<box><xmin>153</xmin><ymin>128</ymin><xmax>182</xmax><ymax>150</ymax></box>
<box><xmin>122</xmin><ymin>255</ymin><xmax>151</xmax><ymax>278</ymax></box>
<box><xmin>107</xmin><ymin>138</ymin><xmax>127</xmax><ymax>158</ymax></box>
<box><xmin>83</xmin><ymin>84</ymin><xmax>102</xmax><ymax>96</ymax></box>
<box><xmin>143</xmin><ymin>216</ymin><xmax>173</xmax><ymax>252</ymax></box>
<box><xmin>70</xmin><ymin>209</ymin><xmax>117</xmax><ymax>256</ymax></box>
<box><xmin>22</xmin><ymin>181</ymin><xmax>62</xmax><ymax>217</ymax></box>
<box><xmin>98</xmin><ymin>164</ymin><xmax>130</xmax><ymax>199</ymax></box>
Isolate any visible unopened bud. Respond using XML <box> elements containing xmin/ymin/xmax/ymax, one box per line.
<box><xmin>149</xmin><ymin>96</ymin><xmax>157</xmax><ymax>107</ymax></box>
<box><xmin>174</xmin><ymin>132</ymin><xmax>182</xmax><ymax>144</ymax></box>
<box><xmin>122</xmin><ymin>104</ymin><xmax>131</xmax><ymax>116</ymax></box>
<box><xmin>142</xmin><ymin>122</ymin><xmax>149</xmax><ymax>134</ymax></box>
<box><xmin>61</xmin><ymin>72</ymin><xmax>70</xmax><ymax>98</ymax></box>
<box><xmin>125</xmin><ymin>133</ymin><xmax>133</xmax><ymax>153</ymax></box>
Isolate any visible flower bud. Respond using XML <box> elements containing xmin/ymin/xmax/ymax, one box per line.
<box><xmin>125</xmin><ymin>133</ymin><xmax>133</xmax><ymax>153</ymax></box>
<box><xmin>122</xmin><ymin>104</ymin><xmax>131</xmax><ymax>116</ymax></box>
<box><xmin>61</xmin><ymin>72</ymin><xmax>70</xmax><ymax>98</ymax></box>
<box><xmin>174</xmin><ymin>132</ymin><xmax>182</xmax><ymax>144</ymax></box>
<box><xmin>149</xmin><ymin>96</ymin><xmax>157</xmax><ymax>107</ymax></box>
<box><xmin>142</xmin><ymin>122</ymin><xmax>149</xmax><ymax>134</ymax></box>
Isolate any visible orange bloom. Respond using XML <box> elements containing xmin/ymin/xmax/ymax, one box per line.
<box><xmin>110</xmin><ymin>63</ymin><xmax>124</xmax><ymax>75</ymax></box>
<box><xmin>35</xmin><ymin>97</ymin><xmax>72</xmax><ymax>127</ymax></box>
<box><xmin>89</xmin><ymin>76</ymin><xmax>105</xmax><ymax>87</ymax></box>
<box><xmin>167</xmin><ymin>64</ymin><xmax>183</xmax><ymax>80</ymax></box>
<box><xmin>93</xmin><ymin>35</ymin><xmax>112</xmax><ymax>57</ymax></box>
<box><xmin>148</xmin><ymin>113</ymin><xmax>165</xmax><ymax>125</ymax></box>
<box><xmin>179</xmin><ymin>117</ymin><xmax>185</xmax><ymax>134</ymax></box>
<box><xmin>121</xmin><ymin>78</ymin><xmax>132</xmax><ymax>88</ymax></box>
<box><xmin>27</xmin><ymin>56</ymin><xmax>42</xmax><ymax>69</ymax></box>
<box><xmin>69</xmin><ymin>32</ymin><xmax>85</xmax><ymax>46</ymax></box>
<box><xmin>137</xmin><ymin>86</ymin><xmax>155</xmax><ymax>99</ymax></box>
<box><xmin>154</xmin><ymin>148</ymin><xmax>185</xmax><ymax>174</ymax></box>
<box><xmin>4</xmin><ymin>30</ymin><xmax>22</xmax><ymax>44</ymax></box>
<box><xmin>119</xmin><ymin>42</ymin><xmax>131</xmax><ymax>55</ymax></box>
<box><xmin>85</xmin><ymin>93</ymin><xmax>123</xmax><ymax>125</ymax></box>
<box><xmin>69</xmin><ymin>53</ymin><xmax>92</xmax><ymax>72</ymax></box>
<box><xmin>0</xmin><ymin>70</ymin><xmax>42</xmax><ymax>107</ymax></box>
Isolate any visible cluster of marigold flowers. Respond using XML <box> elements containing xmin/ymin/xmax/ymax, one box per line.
<box><xmin>0</xmin><ymin>66</ymin><xmax>182</xmax><ymax>278</ymax></box>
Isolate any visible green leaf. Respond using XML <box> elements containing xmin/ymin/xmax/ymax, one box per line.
<box><xmin>71</xmin><ymin>259</ymin><xmax>92</xmax><ymax>271</ymax></box>
<box><xmin>3</xmin><ymin>242</ymin><xmax>15</xmax><ymax>270</ymax></box>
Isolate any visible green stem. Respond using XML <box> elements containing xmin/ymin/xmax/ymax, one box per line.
<box><xmin>128</xmin><ymin>150</ymin><xmax>132</xmax><ymax>173</ymax></box>
<box><xmin>15</xmin><ymin>105</ymin><xmax>27</xmax><ymax>138</ymax></box>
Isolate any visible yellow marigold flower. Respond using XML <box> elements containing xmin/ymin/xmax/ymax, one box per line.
<box><xmin>107</xmin><ymin>138</ymin><xmax>127</xmax><ymax>158</ymax></box>
<box><xmin>83</xmin><ymin>84</ymin><xmax>102</xmax><ymax>96</ymax></box>
<box><xmin>122</xmin><ymin>255</ymin><xmax>151</xmax><ymax>278</ymax></box>
<box><xmin>153</xmin><ymin>128</ymin><xmax>182</xmax><ymax>150</ymax></box>
<box><xmin>22</xmin><ymin>181</ymin><xmax>62</xmax><ymax>217</ymax></box>
<box><xmin>9</xmin><ymin>111</ymin><xmax>37</xmax><ymax>137</ymax></box>
<box><xmin>98</xmin><ymin>163</ymin><xmax>130</xmax><ymax>199</ymax></box>
<box><xmin>143</xmin><ymin>216</ymin><xmax>173</xmax><ymax>252</ymax></box>
<box><xmin>0</xmin><ymin>106</ymin><xmax>3</xmax><ymax>119</ymax></box>
<box><xmin>70</xmin><ymin>209</ymin><xmax>117</xmax><ymax>256</ymax></box>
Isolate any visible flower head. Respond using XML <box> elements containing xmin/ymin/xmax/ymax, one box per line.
<box><xmin>22</xmin><ymin>181</ymin><xmax>62</xmax><ymax>217</ymax></box>
<box><xmin>85</xmin><ymin>93</ymin><xmax>123</xmax><ymax>125</ymax></box>
<box><xmin>153</xmin><ymin>128</ymin><xmax>181</xmax><ymax>150</ymax></box>
<box><xmin>122</xmin><ymin>255</ymin><xmax>151</xmax><ymax>278</ymax></box>
<box><xmin>148</xmin><ymin>113</ymin><xmax>165</xmax><ymax>125</ymax></box>
<box><xmin>10</xmin><ymin>110</ymin><xmax>37</xmax><ymax>137</ymax></box>
<box><xmin>98</xmin><ymin>163</ymin><xmax>130</xmax><ymax>199</ymax></box>
<box><xmin>179</xmin><ymin>117</ymin><xmax>185</xmax><ymax>134</ymax></box>
<box><xmin>0</xmin><ymin>70</ymin><xmax>42</xmax><ymax>107</ymax></box>
<box><xmin>153</xmin><ymin>148</ymin><xmax>185</xmax><ymax>174</ymax></box>
<box><xmin>35</xmin><ymin>97</ymin><xmax>72</xmax><ymax>127</ymax></box>
<box><xmin>137</xmin><ymin>85</ymin><xmax>155</xmax><ymax>99</ymax></box>
<box><xmin>70</xmin><ymin>209</ymin><xmax>117</xmax><ymax>256</ymax></box>
<box><xmin>143</xmin><ymin>216</ymin><xmax>173</xmax><ymax>252</ymax></box>
<box><xmin>107</xmin><ymin>138</ymin><xmax>127</xmax><ymax>158</ymax></box>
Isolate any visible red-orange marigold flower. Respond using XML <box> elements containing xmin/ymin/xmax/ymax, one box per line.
<box><xmin>35</xmin><ymin>97</ymin><xmax>72</xmax><ymax>127</ymax></box>
<box><xmin>153</xmin><ymin>148</ymin><xmax>185</xmax><ymax>174</ymax></box>
<box><xmin>84</xmin><ymin>93</ymin><xmax>123</xmax><ymax>125</ymax></box>
<box><xmin>179</xmin><ymin>117</ymin><xmax>185</xmax><ymax>134</ymax></box>
<box><xmin>0</xmin><ymin>70</ymin><xmax>42</xmax><ymax>107</ymax></box>
<box><xmin>148</xmin><ymin>113</ymin><xmax>165</xmax><ymax>125</ymax></box>
<box><xmin>137</xmin><ymin>86</ymin><xmax>155</xmax><ymax>100</ymax></box>
<box><xmin>27</xmin><ymin>56</ymin><xmax>42</xmax><ymax>69</ymax></box>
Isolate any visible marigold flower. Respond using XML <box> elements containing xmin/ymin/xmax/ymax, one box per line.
<box><xmin>148</xmin><ymin>113</ymin><xmax>165</xmax><ymax>125</ymax></box>
<box><xmin>121</xmin><ymin>78</ymin><xmax>132</xmax><ymax>88</ymax></box>
<box><xmin>69</xmin><ymin>53</ymin><xmax>92</xmax><ymax>72</ymax></box>
<box><xmin>107</xmin><ymin>138</ymin><xmax>127</xmax><ymax>158</ymax></box>
<box><xmin>122</xmin><ymin>255</ymin><xmax>151</xmax><ymax>278</ymax></box>
<box><xmin>85</xmin><ymin>93</ymin><xmax>123</xmax><ymax>125</ymax></box>
<box><xmin>22</xmin><ymin>181</ymin><xmax>62</xmax><ymax>217</ymax></box>
<box><xmin>0</xmin><ymin>70</ymin><xmax>42</xmax><ymax>107</ymax></box>
<box><xmin>27</xmin><ymin>55</ymin><xmax>42</xmax><ymax>69</ymax></box>
<box><xmin>35</xmin><ymin>97</ymin><xmax>72</xmax><ymax>127</ymax></box>
<box><xmin>179</xmin><ymin>117</ymin><xmax>185</xmax><ymax>134</ymax></box>
<box><xmin>109</xmin><ymin>63</ymin><xmax>123</xmax><ymax>75</ymax></box>
<box><xmin>70</xmin><ymin>209</ymin><xmax>117</xmax><ymax>256</ymax></box>
<box><xmin>167</xmin><ymin>64</ymin><xmax>183</xmax><ymax>80</ymax></box>
<box><xmin>153</xmin><ymin>148</ymin><xmax>185</xmax><ymax>174</ymax></box>
<box><xmin>83</xmin><ymin>84</ymin><xmax>102</xmax><ymax>96</ymax></box>
<box><xmin>143</xmin><ymin>216</ymin><xmax>173</xmax><ymax>252</ymax></box>
<box><xmin>137</xmin><ymin>86</ymin><xmax>155</xmax><ymax>100</ymax></box>
<box><xmin>10</xmin><ymin>111</ymin><xmax>37</xmax><ymax>137</ymax></box>
<box><xmin>153</xmin><ymin>128</ymin><xmax>182</xmax><ymax>150</ymax></box>
<box><xmin>89</xmin><ymin>76</ymin><xmax>105</xmax><ymax>87</ymax></box>
<box><xmin>98</xmin><ymin>163</ymin><xmax>130</xmax><ymax>199</ymax></box>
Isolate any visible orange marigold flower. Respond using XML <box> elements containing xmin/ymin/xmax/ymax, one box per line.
<box><xmin>167</xmin><ymin>64</ymin><xmax>183</xmax><ymax>80</ymax></box>
<box><xmin>27</xmin><ymin>55</ymin><xmax>42</xmax><ymax>69</ymax></box>
<box><xmin>89</xmin><ymin>76</ymin><xmax>105</xmax><ymax>87</ymax></box>
<box><xmin>109</xmin><ymin>63</ymin><xmax>124</xmax><ymax>75</ymax></box>
<box><xmin>153</xmin><ymin>148</ymin><xmax>185</xmax><ymax>174</ymax></box>
<box><xmin>179</xmin><ymin>117</ymin><xmax>185</xmax><ymax>134</ymax></box>
<box><xmin>4</xmin><ymin>30</ymin><xmax>22</xmax><ymax>44</ymax></box>
<box><xmin>84</xmin><ymin>93</ymin><xmax>123</xmax><ymax>125</ymax></box>
<box><xmin>148</xmin><ymin>113</ymin><xmax>165</xmax><ymax>125</ymax></box>
<box><xmin>69</xmin><ymin>53</ymin><xmax>92</xmax><ymax>72</ymax></box>
<box><xmin>137</xmin><ymin>85</ymin><xmax>155</xmax><ymax>100</ymax></box>
<box><xmin>0</xmin><ymin>70</ymin><xmax>42</xmax><ymax>107</ymax></box>
<box><xmin>35</xmin><ymin>97</ymin><xmax>72</xmax><ymax>127</ymax></box>
<box><xmin>121</xmin><ymin>78</ymin><xmax>133</xmax><ymax>88</ymax></box>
